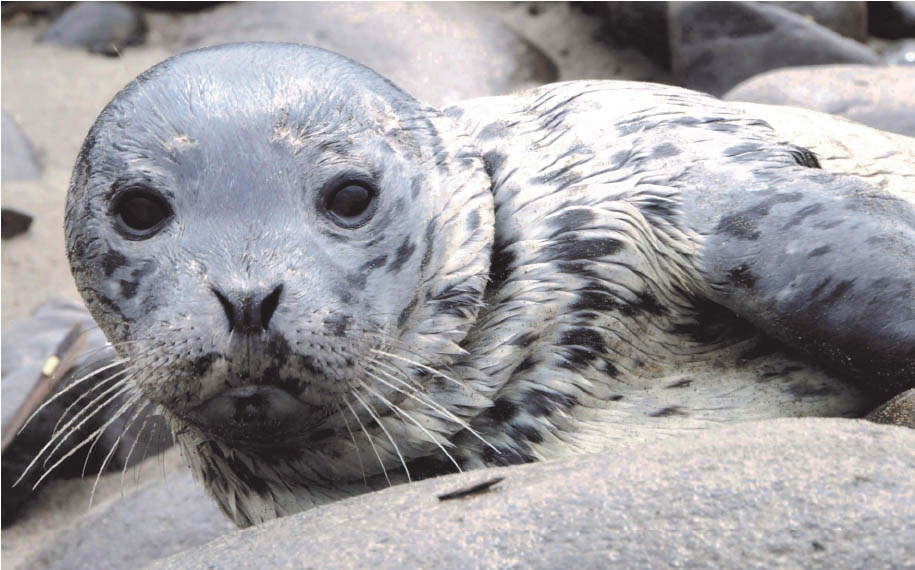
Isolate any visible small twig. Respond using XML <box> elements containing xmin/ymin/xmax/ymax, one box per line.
<box><xmin>437</xmin><ymin>476</ymin><xmax>505</xmax><ymax>501</ymax></box>
<box><xmin>1</xmin><ymin>323</ymin><xmax>88</xmax><ymax>453</ymax></box>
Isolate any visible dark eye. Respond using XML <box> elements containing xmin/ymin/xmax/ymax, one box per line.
<box><xmin>112</xmin><ymin>188</ymin><xmax>172</xmax><ymax>239</ymax></box>
<box><xmin>323</xmin><ymin>183</ymin><xmax>376</xmax><ymax>227</ymax></box>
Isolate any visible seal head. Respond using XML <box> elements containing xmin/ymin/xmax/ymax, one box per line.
<box><xmin>65</xmin><ymin>43</ymin><xmax>494</xmax><ymax>523</ymax></box>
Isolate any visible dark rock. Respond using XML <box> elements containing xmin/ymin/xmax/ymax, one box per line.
<box><xmin>867</xmin><ymin>388</ymin><xmax>915</xmax><ymax>428</ymax></box>
<box><xmin>136</xmin><ymin>2</ymin><xmax>222</xmax><ymax>12</ymax></box>
<box><xmin>159</xmin><ymin>2</ymin><xmax>558</xmax><ymax>106</ymax></box>
<box><xmin>22</xmin><ymin>469</ymin><xmax>234</xmax><ymax>570</ymax></box>
<box><xmin>1</xmin><ymin>208</ymin><xmax>33</xmax><ymax>239</ymax></box>
<box><xmin>0</xmin><ymin>2</ymin><xmax>67</xmax><ymax>23</ymax></box>
<box><xmin>670</xmin><ymin>1</ymin><xmax>880</xmax><ymax>96</ymax></box>
<box><xmin>724</xmin><ymin>65</ymin><xmax>915</xmax><ymax>137</ymax></box>
<box><xmin>38</xmin><ymin>1</ymin><xmax>146</xmax><ymax>56</ymax></box>
<box><xmin>771</xmin><ymin>1</ymin><xmax>868</xmax><ymax>42</ymax></box>
<box><xmin>595</xmin><ymin>2</ymin><xmax>671</xmax><ymax>69</ymax></box>
<box><xmin>868</xmin><ymin>1</ymin><xmax>915</xmax><ymax>39</ymax></box>
<box><xmin>1</xmin><ymin>111</ymin><xmax>41</xmax><ymax>181</ymax></box>
<box><xmin>877</xmin><ymin>38</ymin><xmax>915</xmax><ymax>64</ymax></box>
<box><xmin>152</xmin><ymin>419</ymin><xmax>914</xmax><ymax>569</ymax></box>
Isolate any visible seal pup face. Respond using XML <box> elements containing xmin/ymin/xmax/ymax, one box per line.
<box><xmin>65</xmin><ymin>43</ymin><xmax>494</xmax><ymax>524</ymax></box>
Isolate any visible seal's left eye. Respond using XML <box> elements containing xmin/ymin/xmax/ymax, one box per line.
<box><xmin>112</xmin><ymin>189</ymin><xmax>172</xmax><ymax>239</ymax></box>
<box><xmin>323</xmin><ymin>183</ymin><xmax>376</xmax><ymax>227</ymax></box>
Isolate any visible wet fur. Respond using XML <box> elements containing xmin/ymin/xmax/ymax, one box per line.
<box><xmin>62</xmin><ymin>44</ymin><xmax>915</xmax><ymax>526</ymax></box>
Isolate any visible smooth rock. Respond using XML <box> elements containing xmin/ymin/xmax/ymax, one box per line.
<box><xmin>38</xmin><ymin>1</ymin><xmax>146</xmax><ymax>56</ymax></box>
<box><xmin>1</xmin><ymin>208</ymin><xmax>34</xmax><ymax>239</ymax></box>
<box><xmin>1</xmin><ymin>111</ymin><xmax>41</xmax><ymax>181</ymax></box>
<box><xmin>868</xmin><ymin>1</ymin><xmax>915</xmax><ymax>39</ymax></box>
<box><xmin>724</xmin><ymin>65</ymin><xmax>915</xmax><ymax>137</ymax></box>
<box><xmin>0</xmin><ymin>298</ymin><xmax>101</xmax><ymax>414</ymax></box>
<box><xmin>670</xmin><ymin>1</ymin><xmax>880</xmax><ymax>96</ymax></box>
<box><xmin>152</xmin><ymin>419</ymin><xmax>915</xmax><ymax>569</ymax></box>
<box><xmin>19</xmin><ymin>468</ymin><xmax>233</xmax><ymax>570</ymax></box>
<box><xmin>156</xmin><ymin>1</ymin><xmax>558</xmax><ymax>106</ymax></box>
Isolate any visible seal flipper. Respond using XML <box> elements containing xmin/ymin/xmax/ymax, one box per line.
<box><xmin>687</xmin><ymin>167</ymin><xmax>915</xmax><ymax>400</ymax></box>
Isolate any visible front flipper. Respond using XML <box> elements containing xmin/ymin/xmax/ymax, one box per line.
<box><xmin>687</xmin><ymin>166</ymin><xmax>915</xmax><ymax>400</ymax></box>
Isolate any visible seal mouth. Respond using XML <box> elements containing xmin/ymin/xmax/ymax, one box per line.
<box><xmin>185</xmin><ymin>385</ymin><xmax>331</xmax><ymax>449</ymax></box>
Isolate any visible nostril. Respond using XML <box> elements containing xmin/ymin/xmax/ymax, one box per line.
<box><xmin>213</xmin><ymin>288</ymin><xmax>236</xmax><ymax>332</ymax></box>
<box><xmin>212</xmin><ymin>284</ymin><xmax>283</xmax><ymax>334</ymax></box>
<box><xmin>260</xmin><ymin>284</ymin><xmax>283</xmax><ymax>330</ymax></box>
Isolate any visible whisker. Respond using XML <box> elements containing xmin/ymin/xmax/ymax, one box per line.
<box><xmin>15</xmin><ymin>382</ymin><xmax>131</xmax><ymax>486</ymax></box>
<box><xmin>89</xmin><ymin>401</ymin><xmax>150</xmax><ymax>506</ymax></box>
<box><xmin>74</xmin><ymin>357</ymin><xmax>171</xmax><ymax>474</ymax></box>
<box><xmin>367</xmin><ymin>363</ymin><xmax>474</xmax><ymax>430</ymax></box>
<box><xmin>53</xmin><ymin>365</ymin><xmax>131</xmax><ymax>434</ymax></box>
<box><xmin>370</xmin><ymin>349</ymin><xmax>467</xmax><ymax>390</ymax></box>
<box><xmin>334</xmin><ymin>400</ymin><xmax>367</xmax><ymax>488</ymax></box>
<box><xmin>18</xmin><ymin>358</ymin><xmax>129</xmax><ymax>435</ymax></box>
<box><xmin>343</xmin><ymin>396</ymin><xmax>390</xmax><ymax>486</ymax></box>
<box><xmin>119</xmin><ymin>404</ymin><xmax>157</xmax><ymax>492</ymax></box>
<box><xmin>41</xmin><ymin>377</ymin><xmax>135</xmax><ymax>469</ymax></box>
<box><xmin>358</xmin><ymin>331</ymin><xmax>464</xmax><ymax>378</ymax></box>
<box><xmin>135</xmin><ymin>411</ymin><xmax>165</xmax><ymax>489</ymax></box>
<box><xmin>358</xmin><ymin>377</ymin><xmax>462</xmax><ymax>473</ymax></box>
<box><xmin>20</xmin><ymin>339</ymin><xmax>168</xmax><ymax>436</ymax></box>
<box><xmin>367</xmin><ymin>363</ymin><xmax>498</xmax><ymax>452</ymax></box>
<box><xmin>32</xmin><ymin>394</ymin><xmax>142</xmax><ymax>490</ymax></box>
<box><xmin>348</xmin><ymin>384</ymin><xmax>411</xmax><ymax>483</ymax></box>
<box><xmin>367</xmin><ymin>355</ymin><xmax>426</xmax><ymax>392</ymax></box>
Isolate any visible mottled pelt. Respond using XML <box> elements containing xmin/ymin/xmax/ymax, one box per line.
<box><xmin>61</xmin><ymin>43</ymin><xmax>914</xmax><ymax>526</ymax></box>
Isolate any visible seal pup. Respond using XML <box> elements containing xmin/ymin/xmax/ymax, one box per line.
<box><xmin>59</xmin><ymin>43</ymin><xmax>914</xmax><ymax>526</ymax></box>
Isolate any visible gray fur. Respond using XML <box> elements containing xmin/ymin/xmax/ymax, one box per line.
<box><xmin>65</xmin><ymin>43</ymin><xmax>915</xmax><ymax>526</ymax></box>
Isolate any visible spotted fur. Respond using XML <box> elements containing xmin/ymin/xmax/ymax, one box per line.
<box><xmin>64</xmin><ymin>44</ymin><xmax>915</xmax><ymax>527</ymax></box>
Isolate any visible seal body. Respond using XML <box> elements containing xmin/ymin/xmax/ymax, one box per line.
<box><xmin>64</xmin><ymin>43</ymin><xmax>915</xmax><ymax>526</ymax></box>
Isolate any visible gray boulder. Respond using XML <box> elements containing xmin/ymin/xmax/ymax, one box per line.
<box><xmin>670</xmin><ymin>1</ymin><xmax>880</xmax><ymax>96</ymax></box>
<box><xmin>724</xmin><ymin>65</ymin><xmax>915</xmax><ymax>137</ymax></box>
<box><xmin>152</xmin><ymin>419</ymin><xmax>915</xmax><ymax>569</ymax></box>
<box><xmin>155</xmin><ymin>1</ymin><xmax>558</xmax><ymax>106</ymax></box>
<box><xmin>19</xmin><ymin>469</ymin><xmax>233</xmax><ymax>570</ymax></box>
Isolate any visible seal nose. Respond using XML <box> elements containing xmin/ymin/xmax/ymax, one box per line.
<box><xmin>212</xmin><ymin>284</ymin><xmax>283</xmax><ymax>334</ymax></box>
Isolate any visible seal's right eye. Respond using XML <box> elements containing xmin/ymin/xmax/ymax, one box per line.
<box><xmin>112</xmin><ymin>189</ymin><xmax>172</xmax><ymax>239</ymax></box>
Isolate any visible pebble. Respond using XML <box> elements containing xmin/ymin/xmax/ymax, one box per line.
<box><xmin>38</xmin><ymin>1</ymin><xmax>146</xmax><ymax>56</ymax></box>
